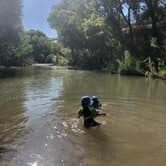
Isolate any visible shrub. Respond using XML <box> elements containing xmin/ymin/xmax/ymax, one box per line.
<box><xmin>117</xmin><ymin>50</ymin><xmax>143</xmax><ymax>75</ymax></box>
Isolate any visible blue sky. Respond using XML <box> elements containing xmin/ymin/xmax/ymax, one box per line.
<box><xmin>22</xmin><ymin>0</ymin><xmax>60</xmax><ymax>38</ymax></box>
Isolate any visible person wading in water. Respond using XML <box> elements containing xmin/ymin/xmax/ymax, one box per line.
<box><xmin>78</xmin><ymin>96</ymin><xmax>106</xmax><ymax>128</ymax></box>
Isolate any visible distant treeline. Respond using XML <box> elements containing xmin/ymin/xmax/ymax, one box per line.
<box><xmin>0</xmin><ymin>0</ymin><xmax>166</xmax><ymax>78</ymax></box>
<box><xmin>0</xmin><ymin>0</ymin><xmax>69</xmax><ymax>67</ymax></box>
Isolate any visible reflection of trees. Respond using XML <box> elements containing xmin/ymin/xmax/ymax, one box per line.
<box><xmin>0</xmin><ymin>66</ymin><xmax>62</xmax><ymax>155</ymax></box>
<box><xmin>50</xmin><ymin>69</ymin><xmax>166</xmax><ymax>166</ymax></box>
<box><xmin>24</xmin><ymin>67</ymin><xmax>64</xmax><ymax>113</ymax></box>
<box><xmin>0</xmin><ymin>77</ymin><xmax>27</xmax><ymax>153</ymax></box>
<box><xmin>20</xmin><ymin>67</ymin><xmax>62</xmax><ymax>109</ymax></box>
<box><xmin>55</xmin><ymin>70</ymin><xmax>116</xmax><ymax>116</ymax></box>
<box><xmin>56</xmin><ymin>70</ymin><xmax>166</xmax><ymax>113</ymax></box>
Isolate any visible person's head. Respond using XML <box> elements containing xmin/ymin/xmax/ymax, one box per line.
<box><xmin>81</xmin><ymin>96</ymin><xmax>92</xmax><ymax>108</ymax></box>
<box><xmin>91</xmin><ymin>96</ymin><xmax>102</xmax><ymax>109</ymax></box>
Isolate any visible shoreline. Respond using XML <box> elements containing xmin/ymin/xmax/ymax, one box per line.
<box><xmin>0</xmin><ymin>64</ymin><xmax>165</xmax><ymax>80</ymax></box>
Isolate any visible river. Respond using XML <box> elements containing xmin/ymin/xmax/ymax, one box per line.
<box><xmin>0</xmin><ymin>66</ymin><xmax>166</xmax><ymax>166</ymax></box>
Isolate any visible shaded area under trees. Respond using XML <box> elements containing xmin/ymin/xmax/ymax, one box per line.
<box><xmin>48</xmin><ymin>0</ymin><xmax>166</xmax><ymax>78</ymax></box>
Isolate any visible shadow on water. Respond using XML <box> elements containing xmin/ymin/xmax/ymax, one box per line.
<box><xmin>0</xmin><ymin>65</ymin><xmax>55</xmax><ymax>79</ymax></box>
<box><xmin>0</xmin><ymin>72</ymin><xmax>29</xmax><ymax>163</ymax></box>
<box><xmin>0</xmin><ymin>67</ymin><xmax>37</xmax><ymax>78</ymax></box>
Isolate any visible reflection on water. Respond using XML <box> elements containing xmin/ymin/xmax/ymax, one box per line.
<box><xmin>0</xmin><ymin>66</ymin><xmax>166</xmax><ymax>166</ymax></box>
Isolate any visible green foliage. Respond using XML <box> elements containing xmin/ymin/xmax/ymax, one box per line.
<box><xmin>25</xmin><ymin>30</ymin><xmax>52</xmax><ymax>63</ymax></box>
<box><xmin>118</xmin><ymin>51</ymin><xmax>132</xmax><ymax>72</ymax></box>
<box><xmin>48</xmin><ymin>0</ymin><xmax>121</xmax><ymax>69</ymax></box>
<box><xmin>47</xmin><ymin>0</ymin><xmax>165</xmax><ymax>78</ymax></box>
<box><xmin>117</xmin><ymin>50</ymin><xmax>143</xmax><ymax>75</ymax></box>
<box><xmin>0</xmin><ymin>0</ymin><xmax>22</xmax><ymax>67</ymax></box>
<box><xmin>0</xmin><ymin>27</ymin><xmax>70</xmax><ymax>66</ymax></box>
<box><xmin>82</xmin><ymin>15</ymin><xmax>105</xmax><ymax>35</ymax></box>
<box><xmin>1</xmin><ymin>0</ymin><xmax>165</xmax><ymax>79</ymax></box>
<box><xmin>51</xmin><ymin>43</ymin><xmax>70</xmax><ymax>65</ymax></box>
<box><xmin>0</xmin><ymin>0</ymin><xmax>22</xmax><ymax>43</ymax></box>
<box><xmin>15</xmin><ymin>34</ymin><xmax>34</xmax><ymax>66</ymax></box>
<box><xmin>158</xmin><ymin>69</ymin><xmax>166</xmax><ymax>77</ymax></box>
<box><xmin>21</xmin><ymin>30</ymin><xmax>69</xmax><ymax>65</ymax></box>
<box><xmin>144</xmin><ymin>56</ymin><xmax>156</xmax><ymax>77</ymax></box>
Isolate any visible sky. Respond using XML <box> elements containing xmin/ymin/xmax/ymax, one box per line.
<box><xmin>22</xmin><ymin>0</ymin><xmax>60</xmax><ymax>38</ymax></box>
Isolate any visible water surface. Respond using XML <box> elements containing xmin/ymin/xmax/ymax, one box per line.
<box><xmin>0</xmin><ymin>66</ymin><xmax>166</xmax><ymax>166</ymax></box>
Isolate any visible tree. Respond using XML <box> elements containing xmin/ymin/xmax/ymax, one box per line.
<box><xmin>0</xmin><ymin>0</ymin><xmax>22</xmax><ymax>67</ymax></box>
<box><xmin>23</xmin><ymin>30</ymin><xmax>69</xmax><ymax>65</ymax></box>
<box><xmin>143</xmin><ymin>0</ymin><xmax>161</xmax><ymax>46</ymax></box>
<box><xmin>25</xmin><ymin>30</ymin><xmax>53</xmax><ymax>63</ymax></box>
<box><xmin>15</xmin><ymin>33</ymin><xmax>34</xmax><ymax>66</ymax></box>
<box><xmin>96</xmin><ymin>0</ymin><xmax>123</xmax><ymax>43</ymax></box>
<box><xmin>118</xmin><ymin>0</ymin><xmax>139</xmax><ymax>50</ymax></box>
<box><xmin>48</xmin><ymin>0</ymin><xmax>120</xmax><ymax>69</ymax></box>
<box><xmin>48</xmin><ymin>0</ymin><xmax>166</xmax><ymax>75</ymax></box>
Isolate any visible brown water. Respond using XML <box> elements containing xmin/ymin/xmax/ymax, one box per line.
<box><xmin>0</xmin><ymin>66</ymin><xmax>166</xmax><ymax>166</ymax></box>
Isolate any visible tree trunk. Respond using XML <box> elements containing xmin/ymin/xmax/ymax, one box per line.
<box><xmin>128</xmin><ymin>7</ymin><xmax>134</xmax><ymax>51</ymax></box>
<box><xmin>145</xmin><ymin>0</ymin><xmax>161</xmax><ymax>47</ymax></box>
<box><xmin>128</xmin><ymin>22</ymin><xmax>134</xmax><ymax>51</ymax></box>
<box><xmin>118</xmin><ymin>0</ymin><xmax>134</xmax><ymax>51</ymax></box>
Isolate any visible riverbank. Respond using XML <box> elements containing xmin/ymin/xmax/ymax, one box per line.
<box><xmin>1</xmin><ymin>64</ymin><xmax>166</xmax><ymax>80</ymax></box>
<box><xmin>152</xmin><ymin>73</ymin><xmax>166</xmax><ymax>80</ymax></box>
<box><xmin>120</xmin><ymin>72</ymin><xmax>166</xmax><ymax>80</ymax></box>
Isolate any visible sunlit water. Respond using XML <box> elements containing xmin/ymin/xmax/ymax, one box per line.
<box><xmin>0</xmin><ymin>66</ymin><xmax>166</xmax><ymax>166</ymax></box>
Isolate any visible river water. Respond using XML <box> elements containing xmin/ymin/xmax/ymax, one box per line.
<box><xmin>0</xmin><ymin>66</ymin><xmax>166</xmax><ymax>166</ymax></box>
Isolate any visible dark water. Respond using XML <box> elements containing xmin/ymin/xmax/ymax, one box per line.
<box><xmin>0</xmin><ymin>66</ymin><xmax>166</xmax><ymax>166</ymax></box>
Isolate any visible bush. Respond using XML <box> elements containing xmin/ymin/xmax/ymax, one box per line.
<box><xmin>51</xmin><ymin>55</ymin><xmax>69</xmax><ymax>65</ymax></box>
<box><xmin>158</xmin><ymin>69</ymin><xmax>166</xmax><ymax>77</ymax></box>
<box><xmin>117</xmin><ymin>50</ymin><xmax>143</xmax><ymax>75</ymax></box>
